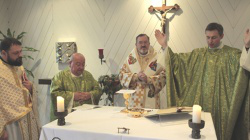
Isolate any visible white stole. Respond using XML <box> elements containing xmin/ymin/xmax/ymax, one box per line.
<box><xmin>126</xmin><ymin>47</ymin><xmax>164</xmax><ymax>76</ymax></box>
<box><xmin>125</xmin><ymin>46</ymin><xmax>164</xmax><ymax>108</ymax></box>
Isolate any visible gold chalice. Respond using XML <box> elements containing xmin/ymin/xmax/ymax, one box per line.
<box><xmin>121</xmin><ymin>93</ymin><xmax>131</xmax><ymax>113</ymax></box>
<box><xmin>116</xmin><ymin>89</ymin><xmax>135</xmax><ymax>113</ymax></box>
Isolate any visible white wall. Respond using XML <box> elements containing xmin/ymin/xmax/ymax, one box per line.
<box><xmin>0</xmin><ymin>0</ymin><xmax>10</xmax><ymax>35</ymax></box>
<box><xmin>1</xmin><ymin>0</ymin><xmax>250</xmax><ymax>125</ymax></box>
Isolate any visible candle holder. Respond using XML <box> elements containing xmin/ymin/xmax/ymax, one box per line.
<box><xmin>54</xmin><ymin>110</ymin><xmax>68</xmax><ymax>126</ymax></box>
<box><xmin>98</xmin><ymin>48</ymin><xmax>106</xmax><ymax>64</ymax></box>
<box><xmin>188</xmin><ymin>119</ymin><xmax>205</xmax><ymax>139</ymax></box>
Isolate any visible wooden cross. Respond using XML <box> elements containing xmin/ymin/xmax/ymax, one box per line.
<box><xmin>148</xmin><ymin>0</ymin><xmax>180</xmax><ymax>33</ymax></box>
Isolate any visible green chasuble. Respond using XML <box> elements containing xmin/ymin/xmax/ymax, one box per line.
<box><xmin>165</xmin><ymin>45</ymin><xmax>249</xmax><ymax>140</ymax></box>
<box><xmin>50</xmin><ymin>69</ymin><xmax>101</xmax><ymax>120</ymax></box>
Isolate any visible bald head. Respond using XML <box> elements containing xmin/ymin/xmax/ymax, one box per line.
<box><xmin>70</xmin><ymin>53</ymin><xmax>85</xmax><ymax>62</ymax></box>
<box><xmin>69</xmin><ymin>53</ymin><xmax>86</xmax><ymax>76</ymax></box>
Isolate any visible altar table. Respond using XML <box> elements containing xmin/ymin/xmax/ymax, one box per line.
<box><xmin>39</xmin><ymin>105</ymin><xmax>217</xmax><ymax>140</ymax></box>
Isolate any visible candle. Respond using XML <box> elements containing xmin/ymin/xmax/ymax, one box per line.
<box><xmin>192</xmin><ymin>105</ymin><xmax>202</xmax><ymax>123</ymax></box>
<box><xmin>57</xmin><ymin>96</ymin><xmax>65</xmax><ymax>112</ymax></box>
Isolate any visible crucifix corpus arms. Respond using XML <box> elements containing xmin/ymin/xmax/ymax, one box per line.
<box><xmin>148</xmin><ymin>1</ymin><xmax>180</xmax><ymax>33</ymax></box>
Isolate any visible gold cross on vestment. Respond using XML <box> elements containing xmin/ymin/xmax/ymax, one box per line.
<box><xmin>134</xmin><ymin>98</ymin><xmax>141</xmax><ymax>106</ymax></box>
<box><xmin>137</xmin><ymin>90</ymin><xmax>144</xmax><ymax>98</ymax></box>
<box><xmin>148</xmin><ymin>0</ymin><xmax>180</xmax><ymax>33</ymax></box>
<box><xmin>133</xmin><ymin>87</ymin><xmax>144</xmax><ymax>106</ymax></box>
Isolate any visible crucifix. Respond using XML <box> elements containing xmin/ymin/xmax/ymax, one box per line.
<box><xmin>148</xmin><ymin>0</ymin><xmax>180</xmax><ymax>33</ymax></box>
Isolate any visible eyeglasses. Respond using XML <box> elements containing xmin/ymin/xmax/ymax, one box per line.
<box><xmin>138</xmin><ymin>41</ymin><xmax>149</xmax><ymax>45</ymax></box>
<box><xmin>75</xmin><ymin>63</ymin><xmax>87</xmax><ymax>68</ymax></box>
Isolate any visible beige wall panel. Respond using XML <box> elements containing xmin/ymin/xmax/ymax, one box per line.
<box><xmin>105</xmin><ymin>0</ymin><xmax>145</xmax><ymax>74</ymax></box>
<box><xmin>111</xmin><ymin>2</ymin><xmax>149</xmax><ymax>73</ymax></box>
<box><xmin>22</xmin><ymin>0</ymin><xmax>50</xmax><ymax>45</ymax></box>
<box><xmin>106</xmin><ymin>1</ymin><xmax>145</xmax><ymax>63</ymax></box>
<box><xmin>25</xmin><ymin>3</ymin><xmax>53</xmax><ymax>67</ymax></box>
<box><xmin>53</xmin><ymin>0</ymin><xmax>104</xmax><ymax>79</ymax></box>
<box><xmin>0</xmin><ymin>0</ymin><xmax>9</xmax><ymax>31</ymax></box>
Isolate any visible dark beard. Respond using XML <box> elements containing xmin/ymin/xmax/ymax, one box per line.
<box><xmin>7</xmin><ymin>55</ymin><xmax>23</xmax><ymax>66</ymax></box>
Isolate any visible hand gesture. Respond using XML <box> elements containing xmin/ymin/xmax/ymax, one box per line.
<box><xmin>80</xmin><ymin>92</ymin><xmax>91</xmax><ymax>101</ymax></box>
<box><xmin>244</xmin><ymin>29</ymin><xmax>250</xmax><ymax>48</ymax></box>
<box><xmin>74</xmin><ymin>92</ymin><xmax>91</xmax><ymax>102</ymax></box>
<box><xmin>138</xmin><ymin>71</ymin><xmax>147</xmax><ymax>83</ymax></box>
<box><xmin>22</xmin><ymin>72</ymin><xmax>33</xmax><ymax>93</ymax></box>
<box><xmin>155</xmin><ymin>29</ymin><xmax>167</xmax><ymax>49</ymax></box>
<box><xmin>74</xmin><ymin>92</ymin><xmax>82</xmax><ymax>101</ymax></box>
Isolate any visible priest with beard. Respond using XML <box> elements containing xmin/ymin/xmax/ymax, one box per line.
<box><xmin>0</xmin><ymin>38</ymin><xmax>40</xmax><ymax>140</ymax></box>
<box><xmin>119</xmin><ymin>34</ymin><xmax>166</xmax><ymax>109</ymax></box>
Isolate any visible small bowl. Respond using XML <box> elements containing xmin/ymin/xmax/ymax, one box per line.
<box><xmin>128</xmin><ymin>108</ymin><xmax>145</xmax><ymax>118</ymax></box>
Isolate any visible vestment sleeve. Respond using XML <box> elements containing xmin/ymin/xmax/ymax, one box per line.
<box><xmin>147</xmin><ymin>48</ymin><xmax>166</xmax><ymax>97</ymax></box>
<box><xmin>119</xmin><ymin>63</ymin><xmax>137</xmax><ymax>89</ymax></box>
<box><xmin>86</xmin><ymin>72</ymin><xmax>102</xmax><ymax>105</ymax></box>
<box><xmin>240</xmin><ymin>46</ymin><xmax>250</xmax><ymax>71</ymax></box>
<box><xmin>147</xmin><ymin>69</ymin><xmax>166</xmax><ymax>97</ymax></box>
<box><xmin>50</xmin><ymin>73</ymin><xmax>74</xmax><ymax>110</ymax></box>
<box><xmin>165</xmin><ymin>47</ymin><xmax>194</xmax><ymax>106</ymax></box>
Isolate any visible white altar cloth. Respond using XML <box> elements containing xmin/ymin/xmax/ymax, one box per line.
<box><xmin>39</xmin><ymin>105</ymin><xmax>217</xmax><ymax>140</ymax></box>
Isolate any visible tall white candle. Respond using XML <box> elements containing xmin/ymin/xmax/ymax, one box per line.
<box><xmin>57</xmin><ymin>96</ymin><xmax>65</xmax><ymax>112</ymax></box>
<box><xmin>192</xmin><ymin>105</ymin><xmax>202</xmax><ymax>123</ymax></box>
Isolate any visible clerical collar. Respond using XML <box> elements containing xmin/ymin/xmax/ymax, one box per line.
<box><xmin>71</xmin><ymin>72</ymin><xmax>83</xmax><ymax>77</ymax></box>
<box><xmin>208</xmin><ymin>42</ymin><xmax>223</xmax><ymax>49</ymax></box>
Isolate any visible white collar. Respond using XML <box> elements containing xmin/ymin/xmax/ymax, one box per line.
<box><xmin>208</xmin><ymin>42</ymin><xmax>224</xmax><ymax>49</ymax></box>
<box><xmin>71</xmin><ymin>72</ymin><xmax>82</xmax><ymax>77</ymax></box>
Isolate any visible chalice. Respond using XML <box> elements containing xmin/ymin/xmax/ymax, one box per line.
<box><xmin>121</xmin><ymin>93</ymin><xmax>131</xmax><ymax>113</ymax></box>
<box><xmin>116</xmin><ymin>89</ymin><xmax>135</xmax><ymax>113</ymax></box>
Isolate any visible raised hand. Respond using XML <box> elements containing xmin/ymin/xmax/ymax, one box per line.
<box><xmin>244</xmin><ymin>29</ymin><xmax>250</xmax><ymax>48</ymax></box>
<box><xmin>155</xmin><ymin>29</ymin><xmax>167</xmax><ymax>49</ymax></box>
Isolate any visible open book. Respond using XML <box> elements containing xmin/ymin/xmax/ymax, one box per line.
<box><xmin>144</xmin><ymin>106</ymin><xmax>192</xmax><ymax>118</ymax></box>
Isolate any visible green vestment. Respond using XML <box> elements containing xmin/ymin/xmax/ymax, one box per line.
<box><xmin>50</xmin><ymin>69</ymin><xmax>101</xmax><ymax>120</ymax></box>
<box><xmin>165</xmin><ymin>45</ymin><xmax>249</xmax><ymax>140</ymax></box>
